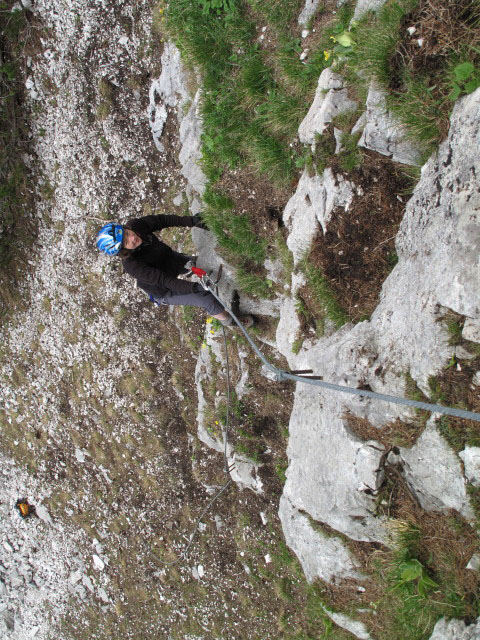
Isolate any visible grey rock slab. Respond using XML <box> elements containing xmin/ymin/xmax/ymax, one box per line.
<box><xmin>279</xmin><ymin>495</ymin><xmax>365</xmax><ymax>583</ymax></box>
<box><xmin>428</xmin><ymin>616</ymin><xmax>480</xmax><ymax>640</ymax></box>
<box><xmin>298</xmin><ymin>0</ymin><xmax>321</xmax><ymax>25</ymax></box>
<box><xmin>179</xmin><ymin>91</ymin><xmax>206</xmax><ymax>196</ymax></box>
<box><xmin>326</xmin><ymin>611</ymin><xmax>373</xmax><ymax>640</ymax></box>
<box><xmin>278</xmin><ymin>90</ymin><xmax>480</xmax><ymax>559</ymax></box>
<box><xmin>358</xmin><ymin>87</ymin><xmax>423</xmax><ymax>165</ymax></box>
<box><xmin>148</xmin><ymin>42</ymin><xmax>189</xmax><ymax>153</ymax></box>
<box><xmin>282</xmin><ymin>380</ymin><xmax>387</xmax><ymax>543</ymax></box>
<box><xmin>282</xmin><ymin>168</ymin><xmax>356</xmax><ymax>264</ymax></box>
<box><xmin>298</xmin><ymin>69</ymin><xmax>357</xmax><ymax>144</ymax></box>
<box><xmin>156</xmin><ymin>41</ymin><xmax>189</xmax><ymax>109</ymax></box>
<box><xmin>400</xmin><ymin>418</ymin><xmax>474</xmax><ymax>520</ymax></box>
<box><xmin>351</xmin><ymin>111</ymin><xmax>367</xmax><ymax>136</ymax></box>
<box><xmin>353</xmin><ymin>0</ymin><xmax>387</xmax><ymax>20</ymax></box>
<box><xmin>463</xmin><ymin>317</ymin><xmax>480</xmax><ymax>343</ymax></box>
<box><xmin>459</xmin><ymin>446</ymin><xmax>480</xmax><ymax>487</ymax></box>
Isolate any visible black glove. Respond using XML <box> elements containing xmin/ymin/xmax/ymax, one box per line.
<box><xmin>192</xmin><ymin>214</ymin><xmax>208</xmax><ymax>230</ymax></box>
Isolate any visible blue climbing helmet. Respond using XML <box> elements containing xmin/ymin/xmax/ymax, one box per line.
<box><xmin>96</xmin><ymin>222</ymin><xmax>124</xmax><ymax>256</ymax></box>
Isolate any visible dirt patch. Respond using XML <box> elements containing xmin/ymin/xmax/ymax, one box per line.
<box><xmin>345</xmin><ymin>412</ymin><xmax>424</xmax><ymax>449</ymax></box>
<box><xmin>387</xmin><ymin>0</ymin><xmax>480</xmax><ymax>139</ymax></box>
<box><xmin>216</xmin><ymin>166</ymin><xmax>292</xmax><ymax>241</ymax></box>
<box><xmin>393</xmin><ymin>0</ymin><xmax>480</xmax><ymax>74</ymax></box>
<box><xmin>308</xmin><ymin>150</ymin><xmax>413</xmax><ymax>322</ymax></box>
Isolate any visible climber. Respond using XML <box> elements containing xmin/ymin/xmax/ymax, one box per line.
<box><xmin>96</xmin><ymin>214</ymin><xmax>253</xmax><ymax>328</ymax></box>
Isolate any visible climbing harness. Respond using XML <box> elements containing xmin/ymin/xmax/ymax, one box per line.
<box><xmin>150</xmin><ymin>265</ymin><xmax>480</xmax><ymax>568</ymax></box>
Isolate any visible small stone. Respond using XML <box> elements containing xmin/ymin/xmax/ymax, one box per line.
<box><xmin>83</xmin><ymin>575</ymin><xmax>94</xmax><ymax>592</ymax></box>
<box><xmin>463</xmin><ymin>318</ymin><xmax>480</xmax><ymax>343</ymax></box>
<box><xmin>467</xmin><ymin>554</ymin><xmax>480</xmax><ymax>571</ymax></box>
<box><xmin>301</xmin><ymin>29</ymin><xmax>310</xmax><ymax>38</ymax></box>
<box><xmin>265</xmin><ymin>554</ymin><xmax>272</xmax><ymax>564</ymax></box>
<box><xmin>75</xmin><ymin>448</ymin><xmax>86</xmax><ymax>463</ymax></box>
<box><xmin>407</xmin><ymin>26</ymin><xmax>416</xmax><ymax>35</ymax></box>
<box><xmin>417</xmin><ymin>38</ymin><xmax>424</xmax><ymax>47</ymax></box>
<box><xmin>455</xmin><ymin>345</ymin><xmax>475</xmax><ymax>360</ymax></box>
<box><xmin>35</xmin><ymin>504</ymin><xmax>52</xmax><ymax>524</ymax></box>
<box><xmin>3</xmin><ymin>542</ymin><xmax>13</xmax><ymax>553</ymax></box>
<box><xmin>197</xmin><ymin>564</ymin><xmax>204</xmax><ymax>578</ymax></box>
<box><xmin>92</xmin><ymin>555</ymin><xmax>105</xmax><ymax>571</ymax></box>
<box><xmin>98</xmin><ymin>587</ymin><xmax>109</xmax><ymax>603</ymax></box>
<box><xmin>473</xmin><ymin>372</ymin><xmax>480</xmax><ymax>386</ymax></box>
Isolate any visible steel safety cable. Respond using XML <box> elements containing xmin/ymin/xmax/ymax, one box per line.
<box><xmin>202</xmin><ymin>277</ymin><xmax>480</xmax><ymax>424</ymax></box>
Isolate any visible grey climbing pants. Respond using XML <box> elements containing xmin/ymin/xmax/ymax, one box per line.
<box><xmin>154</xmin><ymin>290</ymin><xmax>224</xmax><ymax>316</ymax></box>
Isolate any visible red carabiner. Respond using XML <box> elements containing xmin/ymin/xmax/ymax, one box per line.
<box><xmin>191</xmin><ymin>266</ymin><xmax>207</xmax><ymax>278</ymax></box>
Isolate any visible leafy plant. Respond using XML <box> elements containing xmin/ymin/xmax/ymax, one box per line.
<box><xmin>199</xmin><ymin>0</ymin><xmax>235</xmax><ymax>15</ymax></box>
<box><xmin>449</xmin><ymin>61</ymin><xmax>480</xmax><ymax>101</ymax></box>
<box><xmin>394</xmin><ymin>559</ymin><xmax>438</xmax><ymax>598</ymax></box>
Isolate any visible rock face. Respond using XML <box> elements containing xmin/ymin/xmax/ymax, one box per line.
<box><xmin>357</xmin><ymin>87</ymin><xmax>423</xmax><ymax>165</ymax></box>
<box><xmin>298</xmin><ymin>0</ymin><xmax>322</xmax><ymax>25</ymax></box>
<box><xmin>353</xmin><ymin>0</ymin><xmax>387</xmax><ymax>20</ymax></box>
<box><xmin>279</xmin><ymin>89</ymin><xmax>480</xmax><ymax>561</ymax></box>
<box><xmin>298</xmin><ymin>69</ymin><xmax>357</xmax><ymax>145</ymax></box>
<box><xmin>400</xmin><ymin>419</ymin><xmax>474</xmax><ymax>520</ymax></box>
<box><xmin>148</xmin><ymin>41</ymin><xmax>189</xmax><ymax>152</ymax></box>
<box><xmin>428</xmin><ymin>616</ymin><xmax>480</xmax><ymax>640</ymax></box>
<box><xmin>459</xmin><ymin>446</ymin><xmax>480</xmax><ymax>487</ymax></box>
<box><xmin>282</xmin><ymin>168</ymin><xmax>356</xmax><ymax>263</ymax></box>
<box><xmin>279</xmin><ymin>494</ymin><xmax>365</xmax><ymax>583</ymax></box>
<box><xmin>195</xmin><ymin>327</ymin><xmax>264</xmax><ymax>493</ymax></box>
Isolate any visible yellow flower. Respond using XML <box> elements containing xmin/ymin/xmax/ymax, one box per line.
<box><xmin>206</xmin><ymin>317</ymin><xmax>212</xmax><ymax>324</ymax></box>
<box><xmin>330</xmin><ymin>35</ymin><xmax>336</xmax><ymax>42</ymax></box>
<box><xmin>215</xmin><ymin>421</ymin><xmax>219</xmax><ymax>425</ymax></box>
<box><xmin>210</xmin><ymin>330</ymin><xmax>214</xmax><ymax>334</ymax></box>
<box><xmin>324</xmin><ymin>50</ymin><xmax>331</xmax><ymax>61</ymax></box>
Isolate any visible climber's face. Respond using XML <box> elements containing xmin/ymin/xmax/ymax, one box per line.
<box><xmin>123</xmin><ymin>229</ymin><xmax>142</xmax><ymax>250</ymax></box>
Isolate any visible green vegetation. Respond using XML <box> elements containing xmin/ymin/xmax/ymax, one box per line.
<box><xmin>337</xmin><ymin>0</ymin><xmax>480</xmax><ymax>157</ymax></box>
<box><xmin>0</xmin><ymin>3</ymin><xmax>31</xmax><ymax>267</ymax></box>
<box><xmin>299</xmin><ymin>254</ymin><xmax>349</xmax><ymax>329</ymax></box>
<box><xmin>367</xmin><ymin>518</ymin><xmax>479</xmax><ymax>640</ymax></box>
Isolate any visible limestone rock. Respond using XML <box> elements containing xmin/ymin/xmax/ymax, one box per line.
<box><xmin>358</xmin><ymin>87</ymin><xmax>423</xmax><ymax>165</ymax></box>
<box><xmin>282</xmin><ymin>168</ymin><xmax>356</xmax><ymax>264</ymax></box>
<box><xmin>459</xmin><ymin>446</ymin><xmax>480</xmax><ymax>487</ymax></box>
<box><xmin>278</xmin><ymin>89</ymin><xmax>480</xmax><ymax>555</ymax></box>
<box><xmin>148</xmin><ymin>42</ymin><xmax>189</xmax><ymax>153</ymax></box>
<box><xmin>179</xmin><ymin>91</ymin><xmax>206</xmax><ymax>196</ymax></box>
<box><xmin>428</xmin><ymin>616</ymin><xmax>480</xmax><ymax>640</ymax></box>
<box><xmin>353</xmin><ymin>0</ymin><xmax>387</xmax><ymax>20</ymax></box>
<box><xmin>400</xmin><ymin>418</ymin><xmax>474</xmax><ymax>520</ymax></box>
<box><xmin>463</xmin><ymin>317</ymin><xmax>480</xmax><ymax>343</ymax></box>
<box><xmin>298</xmin><ymin>69</ymin><xmax>357</xmax><ymax>144</ymax></box>
<box><xmin>298</xmin><ymin>0</ymin><xmax>321</xmax><ymax>25</ymax></box>
<box><xmin>279</xmin><ymin>495</ymin><xmax>365</xmax><ymax>583</ymax></box>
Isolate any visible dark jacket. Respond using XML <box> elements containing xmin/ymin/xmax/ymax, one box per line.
<box><xmin>121</xmin><ymin>214</ymin><xmax>197</xmax><ymax>298</ymax></box>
